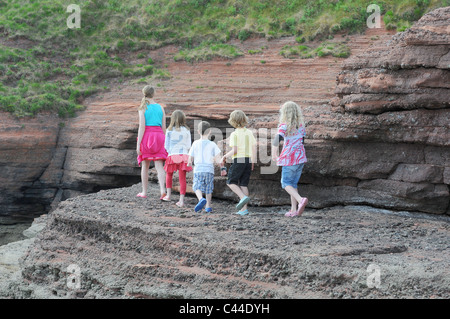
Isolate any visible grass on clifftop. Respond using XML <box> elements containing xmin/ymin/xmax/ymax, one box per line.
<box><xmin>0</xmin><ymin>0</ymin><xmax>448</xmax><ymax>117</ymax></box>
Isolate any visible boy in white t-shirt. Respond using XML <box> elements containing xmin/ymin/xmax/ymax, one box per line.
<box><xmin>187</xmin><ymin>121</ymin><xmax>225</xmax><ymax>213</ymax></box>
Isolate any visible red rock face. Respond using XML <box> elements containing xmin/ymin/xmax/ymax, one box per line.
<box><xmin>330</xmin><ymin>7</ymin><xmax>450</xmax><ymax>214</ymax></box>
<box><xmin>1</xmin><ymin>8</ymin><xmax>448</xmax><ymax>216</ymax></box>
<box><xmin>0</xmin><ymin>112</ymin><xmax>60</xmax><ymax>216</ymax></box>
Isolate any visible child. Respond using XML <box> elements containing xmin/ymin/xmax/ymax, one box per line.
<box><xmin>272</xmin><ymin>101</ymin><xmax>308</xmax><ymax>217</ymax></box>
<box><xmin>163</xmin><ymin>110</ymin><xmax>192</xmax><ymax>207</ymax></box>
<box><xmin>187</xmin><ymin>121</ymin><xmax>224</xmax><ymax>213</ymax></box>
<box><xmin>221</xmin><ymin>110</ymin><xmax>257</xmax><ymax>216</ymax></box>
<box><xmin>136</xmin><ymin>85</ymin><xmax>168</xmax><ymax>200</ymax></box>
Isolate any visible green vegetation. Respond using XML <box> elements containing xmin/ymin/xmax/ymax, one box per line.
<box><xmin>280</xmin><ymin>41</ymin><xmax>351</xmax><ymax>59</ymax></box>
<box><xmin>174</xmin><ymin>41</ymin><xmax>243</xmax><ymax>62</ymax></box>
<box><xmin>0</xmin><ymin>0</ymin><xmax>447</xmax><ymax>117</ymax></box>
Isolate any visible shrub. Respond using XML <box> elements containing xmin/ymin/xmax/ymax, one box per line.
<box><xmin>283</xmin><ymin>17</ymin><xmax>297</xmax><ymax>31</ymax></box>
<box><xmin>238</xmin><ymin>29</ymin><xmax>251</xmax><ymax>42</ymax></box>
<box><xmin>248</xmin><ymin>49</ymin><xmax>262</xmax><ymax>55</ymax></box>
<box><xmin>295</xmin><ymin>36</ymin><xmax>305</xmax><ymax>43</ymax></box>
<box><xmin>280</xmin><ymin>41</ymin><xmax>350</xmax><ymax>59</ymax></box>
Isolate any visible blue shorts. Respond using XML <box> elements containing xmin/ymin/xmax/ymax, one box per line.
<box><xmin>281</xmin><ymin>163</ymin><xmax>305</xmax><ymax>189</ymax></box>
<box><xmin>193</xmin><ymin>172</ymin><xmax>214</xmax><ymax>194</ymax></box>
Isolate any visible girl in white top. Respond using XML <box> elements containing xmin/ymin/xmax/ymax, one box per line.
<box><xmin>163</xmin><ymin>110</ymin><xmax>192</xmax><ymax>207</ymax></box>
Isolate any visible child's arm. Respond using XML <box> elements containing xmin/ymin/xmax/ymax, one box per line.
<box><xmin>271</xmin><ymin>145</ymin><xmax>279</xmax><ymax>162</ymax></box>
<box><xmin>164</xmin><ymin>130</ymin><xmax>170</xmax><ymax>152</ymax></box>
<box><xmin>187</xmin><ymin>142</ymin><xmax>194</xmax><ymax>167</ymax></box>
<box><xmin>161</xmin><ymin>105</ymin><xmax>167</xmax><ymax>135</ymax></box>
<box><xmin>187</xmin><ymin>155</ymin><xmax>193</xmax><ymax>167</ymax></box>
<box><xmin>271</xmin><ymin>132</ymin><xmax>284</xmax><ymax>162</ymax></box>
<box><xmin>214</xmin><ymin>153</ymin><xmax>227</xmax><ymax>176</ymax></box>
<box><xmin>221</xmin><ymin>132</ymin><xmax>237</xmax><ymax>165</ymax></box>
<box><xmin>221</xmin><ymin>146</ymin><xmax>237</xmax><ymax>165</ymax></box>
<box><xmin>251</xmin><ymin>144</ymin><xmax>257</xmax><ymax>171</ymax></box>
<box><xmin>136</xmin><ymin>110</ymin><xmax>146</xmax><ymax>155</ymax></box>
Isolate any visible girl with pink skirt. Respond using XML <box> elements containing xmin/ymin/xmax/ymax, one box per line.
<box><xmin>136</xmin><ymin>86</ymin><xmax>168</xmax><ymax>199</ymax></box>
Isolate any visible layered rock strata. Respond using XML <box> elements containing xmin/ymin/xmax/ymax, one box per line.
<box><xmin>3</xmin><ymin>184</ymin><xmax>449</xmax><ymax>299</ymax></box>
<box><xmin>329</xmin><ymin>6</ymin><xmax>450</xmax><ymax>214</ymax></box>
<box><xmin>0</xmin><ymin>113</ymin><xmax>60</xmax><ymax>216</ymax></box>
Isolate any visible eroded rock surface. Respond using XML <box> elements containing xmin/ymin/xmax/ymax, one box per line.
<box><xmin>3</xmin><ymin>183</ymin><xmax>449</xmax><ymax>299</ymax></box>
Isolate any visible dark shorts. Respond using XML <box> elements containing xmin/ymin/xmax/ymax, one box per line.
<box><xmin>227</xmin><ymin>157</ymin><xmax>252</xmax><ymax>187</ymax></box>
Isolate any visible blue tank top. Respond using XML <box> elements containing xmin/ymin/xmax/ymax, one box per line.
<box><xmin>144</xmin><ymin>103</ymin><xmax>163</xmax><ymax>127</ymax></box>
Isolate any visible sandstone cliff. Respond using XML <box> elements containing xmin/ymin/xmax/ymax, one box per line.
<box><xmin>1</xmin><ymin>7</ymin><xmax>448</xmax><ymax>217</ymax></box>
<box><xmin>330</xmin><ymin>7</ymin><xmax>449</xmax><ymax>214</ymax></box>
<box><xmin>0</xmin><ymin>113</ymin><xmax>60</xmax><ymax>216</ymax></box>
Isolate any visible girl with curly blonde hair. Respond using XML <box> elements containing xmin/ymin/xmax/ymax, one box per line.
<box><xmin>272</xmin><ymin>101</ymin><xmax>308</xmax><ymax>217</ymax></box>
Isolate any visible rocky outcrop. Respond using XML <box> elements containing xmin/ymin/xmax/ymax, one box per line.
<box><xmin>332</xmin><ymin>8</ymin><xmax>450</xmax><ymax>115</ymax></box>
<box><xmin>329</xmin><ymin>6</ymin><xmax>450</xmax><ymax>214</ymax></box>
<box><xmin>2</xmin><ymin>184</ymin><xmax>449</xmax><ymax>299</ymax></box>
<box><xmin>41</xmin><ymin>101</ymin><xmax>141</xmax><ymax>205</ymax></box>
<box><xmin>0</xmin><ymin>112</ymin><xmax>60</xmax><ymax>216</ymax></box>
<box><xmin>0</xmin><ymin>102</ymin><xmax>141</xmax><ymax>216</ymax></box>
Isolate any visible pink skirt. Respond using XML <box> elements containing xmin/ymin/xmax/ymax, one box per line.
<box><xmin>164</xmin><ymin>154</ymin><xmax>192</xmax><ymax>173</ymax></box>
<box><xmin>137</xmin><ymin>126</ymin><xmax>168</xmax><ymax>166</ymax></box>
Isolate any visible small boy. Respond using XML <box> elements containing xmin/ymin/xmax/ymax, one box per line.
<box><xmin>221</xmin><ymin>110</ymin><xmax>257</xmax><ymax>216</ymax></box>
<box><xmin>187</xmin><ymin>121</ymin><xmax>225</xmax><ymax>213</ymax></box>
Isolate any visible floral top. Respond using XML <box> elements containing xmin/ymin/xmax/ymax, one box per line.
<box><xmin>276</xmin><ymin>123</ymin><xmax>307</xmax><ymax>166</ymax></box>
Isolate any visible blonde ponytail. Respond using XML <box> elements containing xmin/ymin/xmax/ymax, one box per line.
<box><xmin>138</xmin><ymin>85</ymin><xmax>155</xmax><ymax>111</ymax></box>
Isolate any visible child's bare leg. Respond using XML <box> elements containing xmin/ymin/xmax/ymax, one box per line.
<box><xmin>177</xmin><ymin>194</ymin><xmax>185</xmax><ymax>207</ymax></box>
<box><xmin>139</xmin><ymin>160</ymin><xmax>150</xmax><ymax>196</ymax></box>
<box><xmin>195</xmin><ymin>190</ymin><xmax>203</xmax><ymax>201</ymax></box>
<box><xmin>239</xmin><ymin>186</ymin><xmax>249</xmax><ymax>211</ymax></box>
<box><xmin>227</xmin><ymin>183</ymin><xmax>246</xmax><ymax>200</ymax></box>
<box><xmin>284</xmin><ymin>185</ymin><xmax>303</xmax><ymax>206</ymax></box>
<box><xmin>205</xmin><ymin>193</ymin><xmax>212</xmax><ymax>208</ymax></box>
<box><xmin>290</xmin><ymin>194</ymin><xmax>298</xmax><ymax>213</ymax></box>
<box><xmin>154</xmin><ymin>160</ymin><xmax>166</xmax><ymax>196</ymax></box>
